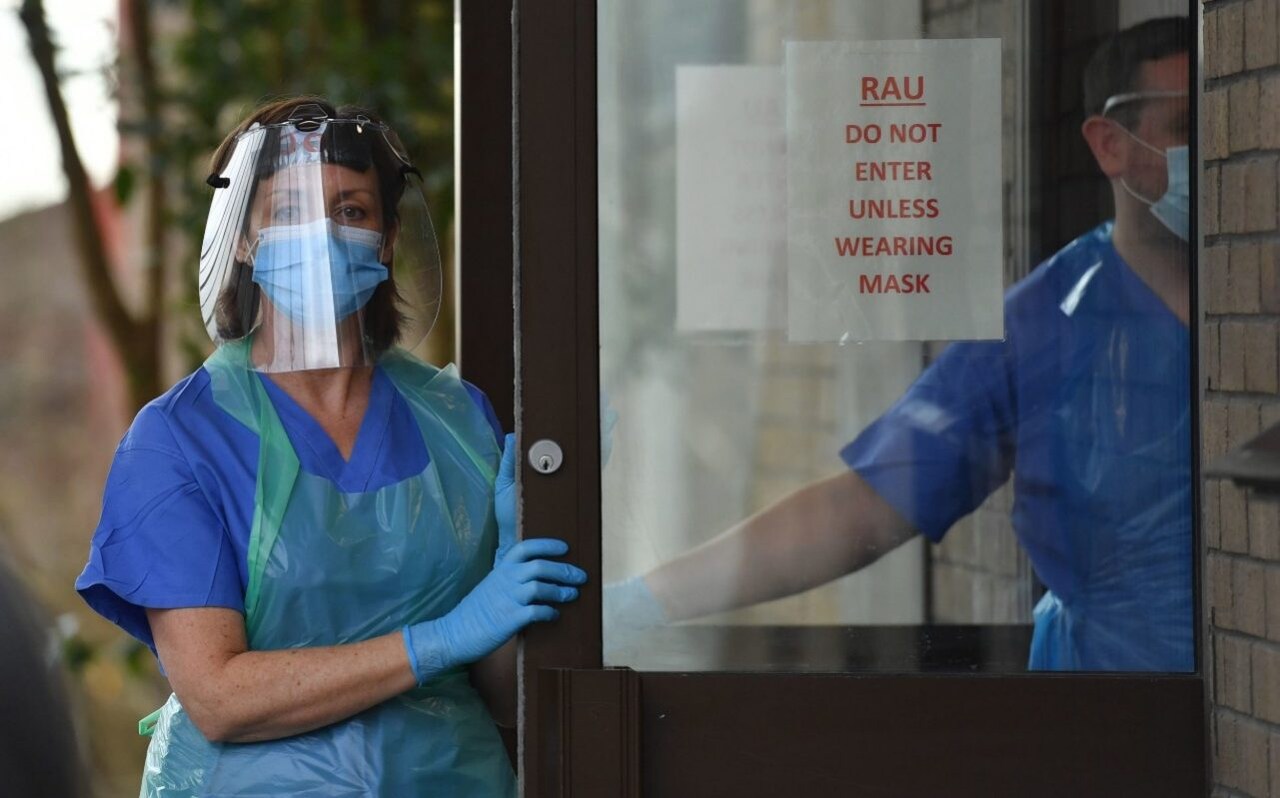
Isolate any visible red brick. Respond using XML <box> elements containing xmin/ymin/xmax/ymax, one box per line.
<box><xmin>1205</xmin><ymin>7</ymin><xmax>1221</xmax><ymax>79</ymax></box>
<box><xmin>1221</xmin><ymin>322</ymin><xmax>1249</xmax><ymax>391</ymax></box>
<box><xmin>1217</xmin><ymin>633</ymin><xmax>1253</xmax><ymax>711</ymax></box>
<box><xmin>1245</xmin><ymin>0</ymin><xmax>1279</xmax><ymax>69</ymax></box>
<box><xmin>1205</xmin><ymin>87</ymin><xmax>1230</xmax><ymax>160</ymax></box>
<box><xmin>1218</xmin><ymin>3</ymin><xmax>1247</xmax><ymax>77</ymax></box>
<box><xmin>1245</xmin><ymin>157</ymin><xmax>1279</xmax><ymax>233</ymax></box>
<box><xmin>1262</xmin><ymin>243</ymin><xmax>1280</xmax><ymax>314</ymax></box>
<box><xmin>1221</xmin><ymin>160</ymin><xmax>1249</xmax><ymax>234</ymax></box>
<box><xmin>1218</xmin><ymin>709</ymin><xmax>1271</xmax><ymax>796</ymax></box>
<box><xmin>1222</xmin><ymin>481</ymin><xmax>1252</xmax><ymax>554</ymax></box>
<box><xmin>1210</xmin><ymin>551</ymin><xmax>1235</xmax><ymax>628</ymax></box>
<box><xmin>1261</xmin><ymin>74</ymin><xmax>1280</xmax><ymax>151</ymax></box>
<box><xmin>1271</xmin><ymin>729</ymin><xmax>1280</xmax><ymax>798</ymax></box>
<box><xmin>1248</xmin><ymin>496</ymin><xmax>1280</xmax><ymax>559</ymax></box>
<box><xmin>1243</xmin><ymin>323</ymin><xmax>1279</xmax><ymax>394</ymax></box>
<box><xmin>1236</xmin><ymin>559</ymin><xmax>1268</xmax><ymax>638</ymax></box>
<box><xmin>1205</xmin><ymin>401</ymin><xmax>1231</xmax><ymax>462</ymax></box>
<box><xmin>1206</xmin><ymin>321</ymin><xmax>1222</xmax><ymax>392</ymax></box>
<box><xmin>1214</xmin><ymin>709</ymin><xmax>1232</xmax><ymax>783</ymax></box>
<box><xmin>1219</xmin><ymin>711</ymin><xmax>1241</xmax><ymax>791</ymax></box>
<box><xmin>1229</xmin><ymin>78</ymin><xmax>1260</xmax><ymax>153</ymax></box>
<box><xmin>1231</xmin><ymin>243</ymin><xmax>1263</xmax><ymax>315</ymax></box>
<box><xmin>1207</xmin><ymin>246</ymin><xmax>1232</xmax><ymax>315</ymax></box>
<box><xmin>1229</xmin><ymin>402</ymin><xmax>1263</xmax><ymax>451</ymax></box>
<box><xmin>1205</xmin><ymin>164</ymin><xmax>1221</xmax><ymax>236</ymax></box>
<box><xmin>1207</xmin><ymin>478</ymin><xmax>1223</xmax><ymax>549</ymax></box>
<box><xmin>1268</xmin><ymin>565</ymin><xmax>1280</xmax><ymax>642</ymax></box>
<box><xmin>1252</xmin><ymin>642</ymin><xmax>1280</xmax><ymax>723</ymax></box>
<box><xmin>1238</xmin><ymin>716</ymin><xmax>1271</xmax><ymax>797</ymax></box>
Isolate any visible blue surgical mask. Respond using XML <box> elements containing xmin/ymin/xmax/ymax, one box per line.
<box><xmin>1117</xmin><ymin>129</ymin><xmax>1190</xmax><ymax>242</ymax></box>
<box><xmin>1149</xmin><ymin>145</ymin><xmax>1189</xmax><ymax>242</ymax></box>
<box><xmin>250</xmin><ymin>219</ymin><xmax>389</xmax><ymax>323</ymax></box>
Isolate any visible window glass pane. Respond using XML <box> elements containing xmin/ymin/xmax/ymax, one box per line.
<box><xmin>599</xmin><ymin>1</ymin><xmax>1193</xmax><ymax>674</ymax></box>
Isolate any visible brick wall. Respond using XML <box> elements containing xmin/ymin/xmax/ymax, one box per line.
<box><xmin>1202</xmin><ymin>1</ymin><xmax>1280</xmax><ymax>795</ymax></box>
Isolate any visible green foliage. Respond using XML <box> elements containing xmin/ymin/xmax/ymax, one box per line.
<box><xmin>113</xmin><ymin>163</ymin><xmax>137</xmax><ymax>205</ymax></box>
<box><xmin>128</xmin><ymin>0</ymin><xmax>455</xmax><ymax>363</ymax></box>
<box><xmin>119</xmin><ymin>637</ymin><xmax>153</xmax><ymax>678</ymax></box>
<box><xmin>61</xmin><ymin>631</ymin><xmax>96</xmax><ymax>674</ymax></box>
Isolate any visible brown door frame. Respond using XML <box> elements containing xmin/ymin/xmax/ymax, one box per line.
<box><xmin>509</xmin><ymin>0</ymin><xmax>607</xmax><ymax>791</ymax></box>
<box><xmin>491</xmin><ymin>0</ymin><xmax>1208</xmax><ymax>795</ymax></box>
<box><xmin>458</xmin><ymin>0</ymin><xmax>517</xmax><ymax>429</ymax></box>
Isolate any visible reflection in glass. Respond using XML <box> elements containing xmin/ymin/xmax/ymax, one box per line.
<box><xmin>599</xmin><ymin>3</ymin><xmax>1192</xmax><ymax>674</ymax></box>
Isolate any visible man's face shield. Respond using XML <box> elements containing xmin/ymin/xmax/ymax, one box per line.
<box><xmin>1101</xmin><ymin>90</ymin><xmax>1189</xmax><ymax>147</ymax></box>
<box><xmin>199</xmin><ymin>112</ymin><xmax>442</xmax><ymax>373</ymax></box>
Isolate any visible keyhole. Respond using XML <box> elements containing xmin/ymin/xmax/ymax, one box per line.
<box><xmin>527</xmin><ymin>440</ymin><xmax>563</xmax><ymax>475</ymax></box>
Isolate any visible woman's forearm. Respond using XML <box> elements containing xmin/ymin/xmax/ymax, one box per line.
<box><xmin>146</xmin><ymin>607</ymin><xmax>421</xmax><ymax>745</ymax></box>
<box><xmin>191</xmin><ymin>631</ymin><xmax>415</xmax><ymax>743</ymax></box>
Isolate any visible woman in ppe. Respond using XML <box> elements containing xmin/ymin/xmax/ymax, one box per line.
<box><xmin>75</xmin><ymin>97</ymin><xmax>585</xmax><ymax>796</ymax></box>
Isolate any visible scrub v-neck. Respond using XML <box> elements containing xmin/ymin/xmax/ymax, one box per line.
<box><xmin>1110</xmin><ymin>246</ymin><xmax>1189</xmax><ymax>332</ymax></box>
<box><xmin>257</xmin><ymin>367</ymin><xmax>395</xmax><ymax>493</ymax></box>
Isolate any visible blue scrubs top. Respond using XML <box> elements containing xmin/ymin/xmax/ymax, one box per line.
<box><xmin>842</xmin><ymin>223</ymin><xmax>1193</xmax><ymax>671</ymax></box>
<box><xmin>76</xmin><ymin>364</ymin><xmax>504</xmax><ymax>655</ymax></box>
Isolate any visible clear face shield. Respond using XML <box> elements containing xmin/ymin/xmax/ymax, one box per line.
<box><xmin>199</xmin><ymin>107</ymin><xmax>442</xmax><ymax>372</ymax></box>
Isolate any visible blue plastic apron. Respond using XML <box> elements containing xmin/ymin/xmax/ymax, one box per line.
<box><xmin>136</xmin><ymin>341</ymin><xmax>515</xmax><ymax>796</ymax></box>
<box><xmin>1021</xmin><ymin>252</ymin><xmax>1193</xmax><ymax>671</ymax></box>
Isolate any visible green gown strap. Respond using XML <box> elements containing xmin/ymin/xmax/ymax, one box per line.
<box><xmin>202</xmin><ymin>340</ymin><xmax>301</xmax><ymax>627</ymax></box>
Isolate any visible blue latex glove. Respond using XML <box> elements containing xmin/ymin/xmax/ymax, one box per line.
<box><xmin>403</xmin><ymin>435</ymin><xmax>586</xmax><ymax>684</ymax></box>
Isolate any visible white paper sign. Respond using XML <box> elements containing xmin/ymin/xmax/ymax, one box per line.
<box><xmin>676</xmin><ymin>66</ymin><xmax>786</xmax><ymax>332</ymax></box>
<box><xmin>786</xmin><ymin>40</ymin><xmax>1004</xmax><ymax>342</ymax></box>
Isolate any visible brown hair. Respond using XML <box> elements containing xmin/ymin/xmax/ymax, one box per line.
<box><xmin>1083</xmin><ymin>17</ymin><xmax>1189</xmax><ymax>124</ymax></box>
<box><xmin>209</xmin><ymin>95</ymin><xmax>410</xmax><ymax>353</ymax></box>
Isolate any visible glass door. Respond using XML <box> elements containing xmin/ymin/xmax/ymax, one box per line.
<box><xmin>512</xmin><ymin>0</ymin><xmax>1205</xmax><ymax>794</ymax></box>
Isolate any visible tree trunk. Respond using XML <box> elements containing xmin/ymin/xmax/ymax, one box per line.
<box><xmin>20</xmin><ymin>0</ymin><xmax>161</xmax><ymax>414</ymax></box>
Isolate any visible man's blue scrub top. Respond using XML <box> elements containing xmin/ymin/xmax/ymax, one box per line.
<box><xmin>76</xmin><ymin>364</ymin><xmax>504</xmax><ymax>655</ymax></box>
<box><xmin>842</xmin><ymin>223</ymin><xmax>1193</xmax><ymax>672</ymax></box>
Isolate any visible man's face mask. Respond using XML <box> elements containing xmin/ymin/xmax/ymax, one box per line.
<box><xmin>1103</xmin><ymin>90</ymin><xmax>1190</xmax><ymax>242</ymax></box>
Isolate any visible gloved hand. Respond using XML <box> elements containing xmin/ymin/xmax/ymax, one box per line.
<box><xmin>602</xmin><ymin>575</ymin><xmax>670</xmax><ymax>666</ymax></box>
<box><xmin>403</xmin><ymin>435</ymin><xmax>586</xmax><ymax>685</ymax></box>
<box><xmin>604</xmin><ymin>575</ymin><xmax>669</xmax><ymax>633</ymax></box>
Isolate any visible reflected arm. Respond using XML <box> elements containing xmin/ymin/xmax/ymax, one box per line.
<box><xmin>643</xmin><ymin>470</ymin><xmax>918</xmax><ymax>622</ymax></box>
